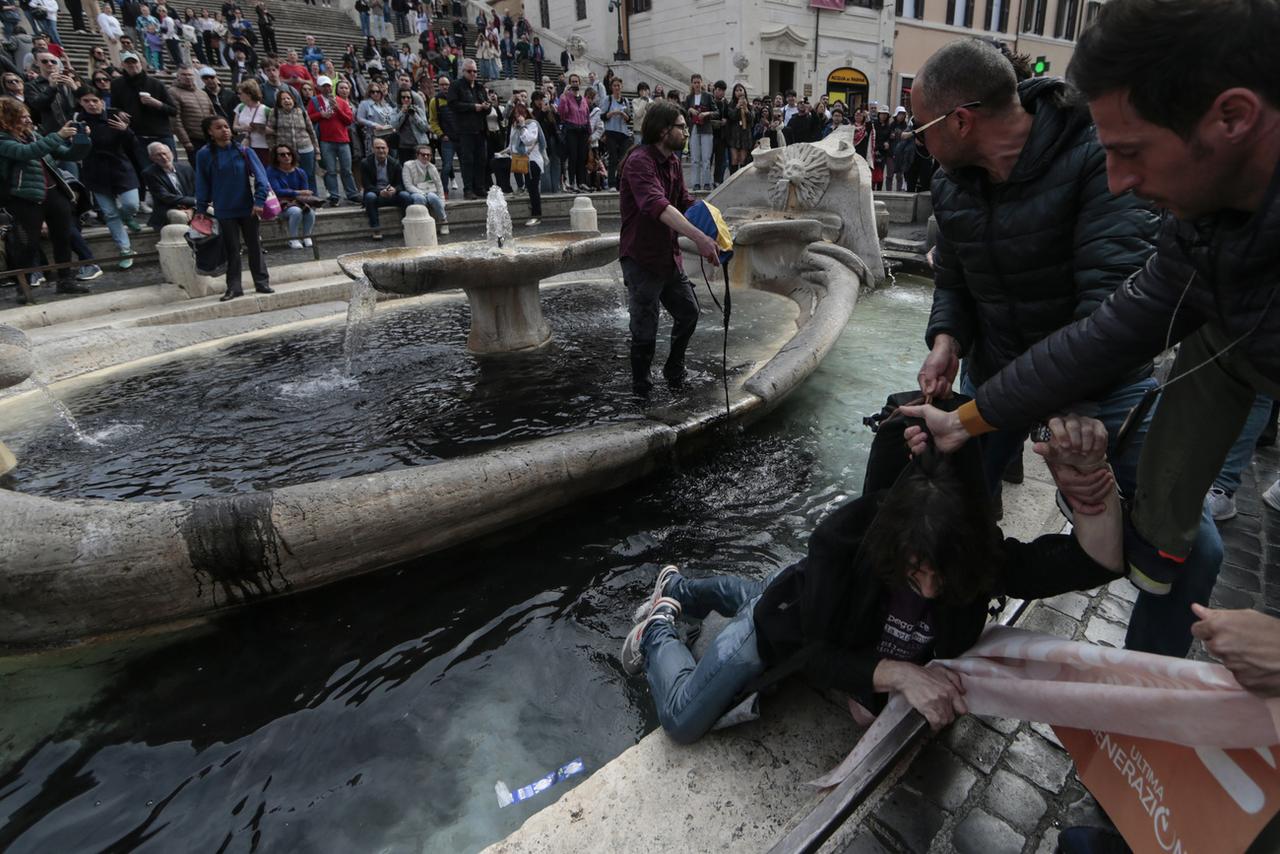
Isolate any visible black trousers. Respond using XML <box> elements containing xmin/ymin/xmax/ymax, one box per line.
<box><xmin>712</xmin><ymin>134</ymin><xmax>726</xmax><ymax>185</ymax></box>
<box><xmin>525</xmin><ymin>160</ymin><xmax>541</xmax><ymax>216</ymax></box>
<box><xmin>261</xmin><ymin>27</ymin><xmax>278</xmax><ymax>55</ymax></box>
<box><xmin>603</xmin><ymin>130</ymin><xmax>629</xmax><ymax>190</ymax></box>
<box><xmin>620</xmin><ymin>256</ymin><xmax>699</xmax><ymax>382</ymax></box>
<box><xmin>455</xmin><ymin>131</ymin><xmax>487</xmax><ymax>196</ymax></box>
<box><xmin>64</xmin><ymin>0</ymin><xmax>86</xmax><ymax>30</ymax></box>
<box><xmin>218</xmin><ymin>215</ymin><xmax>270</xmax><ymax>294</ymax></box>
<box><xmin>563</xmin><ymin>124</ymin><xmax>588</xmax><ymax>188</ymax></box>
<box><xmin>8</xmin><ymin>192</ymin><xmax>75</xmax><ymax>284</ymax></box>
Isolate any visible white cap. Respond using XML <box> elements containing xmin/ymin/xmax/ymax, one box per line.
<box><xmin>317</xmin><ymin>75</ymin><xmax>333</xmax><ymax>88</ymax></box>
<box><xmin>894</xmin><ymin>105</ymin><xmax>907</xmax><ymax>115</ymax></box>
<box><xmin>198</xmin><ymin>66</ymin><xmax>217</xmax><ymax>78</ymax></box>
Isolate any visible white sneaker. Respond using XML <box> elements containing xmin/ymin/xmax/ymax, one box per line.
<box><xmin>620</xmin><ymin>596</ymin><xmax>681</xmax><ymax>676</ymax></box>
<box><xmin>632</xmin><ymin>565</ymin><xmax>680</xmax><ymax>623</ymax></box>
<box><xmin>1264</xmin><ymin>479</ymin><xmax>1280</xmax><ymax>513</ymax></box>
<box><xmin>525</xmin><ymin>217</ymin><xmax>540</xmax><ymax>227</ymax></box>
<box><xmin>439</xmin><ymin>222</ymin><xmax>450</xmax><ymax>235</ymax></box>
<box><xmin>303</xmin><ymin>237</ymin><xmax>313</xmax><ymax>247</ymax></box>
<box><xmin>288</xmin><ymin>239</ymin><xmax>304</xmax><ymax>250</ymax></box>
<box><xmin>1206</xmin><ymin>487</ymin><xmax>1237</xmax><ymax>522</ymax></box>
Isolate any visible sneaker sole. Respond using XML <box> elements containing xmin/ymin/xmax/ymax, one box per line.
<box><xmin>1265</xmin><ymin>489</ymin><xmax>1280</xmax><ymax>513</ymax></box>
<box><xmin>632</xmin><ymin>565</ymin><xmax>680</xmax><ymax>624</ymax></box>
<box><xmin>620</xmin><ymin>596</ymin><xmax>681</xmax><ymax>676</ymax></box>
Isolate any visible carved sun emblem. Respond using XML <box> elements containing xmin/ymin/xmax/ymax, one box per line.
<box><xmin>767</xmin><ymin>144</ymin><xmax>831</xmax><ymax>210</ymax></box>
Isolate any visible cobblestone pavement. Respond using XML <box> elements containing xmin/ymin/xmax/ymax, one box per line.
<box><xmin>834</xmin><ymin>446</ymin><xmax>1279</xmax><ymax>854</ymax></box>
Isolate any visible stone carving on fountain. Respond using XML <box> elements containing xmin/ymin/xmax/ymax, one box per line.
<box><xmin>694</xmin><ymin>124</ymin><xmax>886</xmax><ymax>288</ymax></box>
<box><xmin>0</xmin><ymin>324</ymin><xmax>33</xmax><ymax>474</ymax></box>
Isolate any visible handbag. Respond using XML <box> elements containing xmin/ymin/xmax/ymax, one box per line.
<box><xmin>239</xmin><ymin>147</ymin><xmax>281</xmax><ymax>220</ymax></box>
<box><xmin>509</xmin><ymin>152</ymin><xmax>529</xmax><ymax>174</ymax></box>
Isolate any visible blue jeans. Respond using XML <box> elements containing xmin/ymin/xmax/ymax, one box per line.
<box><xmin>1</xmin><ymin>10</ymin><xmax>20</xmax><ymax>38</ymax></box>
<box><xmin>363</xmin><ymin>189</ymin><xmax>412</xmax><ymax>227</ymax></box>
<box><xmin>409</xmin><ymin>191</ymin><xmax>446</xmax><ymax>222</ymax></box>
<box><xmin>320</xmin><ymin>140</ymin><xmax>359</xmax><ymax>201</ymax></box>
<box><xmin>960</xmin><ymin>373</ymin><xmax>1223</xmax><ymax>658</ymax></box>
<box><xmin>93</xmin><ymin>189</ymin><xmax>140</xmax><ymax>252</ymax></box>
<box><xmin>542</xmin><ymin>148</ymin><xmax>560</xmax><ymax>193</ymax></box>
<box><xmin>282</xmin><ymin>204</ymin><xmax>315</xmax><ymax>238</ymax></box>
<box><xmin>359</xmin><ymin>9</ymin><xmax>370</xmax><ymax>36</ymax></box>
<box><xmin>642</xmin><ymin>572</ymin><xmax>770</xmax><ymax>745</ymax></box>
<box><xmin>297</xmin><ymin>149</ymin><xmax>318</xmax><ymax>193</ymax></box>
<box><xmin>501</xmin><ymin>56</ymin><xmax>513</xmax><ymax>78</ymax></box>
<box><xmin>1213</xmin><ymin>394</ymin><xmax>1275</xmax><ymax>495</ymax></box>
<box><xmin>688</xmin><ymin>131</ymin><xmax>712</xmax><ymax>188</ymax></box>
<box><xmin>437</xmin><ymin>139</ymin><xmax>454</xmax><ymax>187</ymax></box>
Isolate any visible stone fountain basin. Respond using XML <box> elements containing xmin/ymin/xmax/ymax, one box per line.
<box><xmin>337</xmin><ymin>231</ymin><xmax>620</xmax><ymax>294</ymax></box>
<box><xmin>0</xmin><ymin>243</ymin><xmax>868</xmax><ymax>649</ymax></box>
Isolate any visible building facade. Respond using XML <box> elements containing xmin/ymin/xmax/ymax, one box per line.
<box><xmin>890</xmin><ymin>0</ymin><xmax>1103</xmax><ymax>110</ymax></box>
<box><xmin>543</xmin><ymin>0</ymin><xmax>894</xmax><ymax>107</ymax></box>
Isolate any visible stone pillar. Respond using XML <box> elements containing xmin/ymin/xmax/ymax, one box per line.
<box><xmin>401</xmin><ymin>204</ymin><xmax>438</xmax><ymax>249</ymax></box>
<box><xmin>158</xmin><ymin>224</ymin><xmax>222</xmax><ymax>299</ymax></box>
<box><xmin>569</xmin><ymin>195</ymin><xmax>598</xmax><ymax>231</ymax></box>
<box><xmin>874</xmin><ymin>200</ymin><xmax>890</xmax><ymax>240</ymax></box>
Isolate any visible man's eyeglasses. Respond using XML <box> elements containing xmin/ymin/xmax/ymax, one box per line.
<box><xmin>39</xmin><ymin>58</ymin><xmax>58</xmax><ymax>65</ymax></box>
<box><xmin>912</xmin><ymin>100</ymin><xmax>981</xmax><ymax>147</ymax></box>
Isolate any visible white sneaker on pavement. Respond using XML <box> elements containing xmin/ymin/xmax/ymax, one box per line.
<box><xmin>1264</xmin><ymin>479</ymin><xmax>1280</xmax><ymax>513</ymax></box>
<box><xmin>621</xmin><ymin>596</ymin><xmax>681</xmax><ymax>676</ymax></box>
<box><xmin>1206</xmin><ymin>487</ymin><xmax>1237</xmax><ymax>522</ymax></box>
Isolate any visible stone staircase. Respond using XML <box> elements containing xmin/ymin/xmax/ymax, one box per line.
<box><xmin>50</xmin><ymin>0</ymin><xmax>545</xmax><ymax>88</ymax></box>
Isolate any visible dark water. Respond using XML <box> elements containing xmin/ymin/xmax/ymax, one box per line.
<box><xmin>1</xmin><ymin>283</ymin><xmax>786</xmax><ymax>502</ymax></box>
<box><xmin>0</xmin><ymin>281</ymin><xmax>934</xmax><ymax>854</ymax></box>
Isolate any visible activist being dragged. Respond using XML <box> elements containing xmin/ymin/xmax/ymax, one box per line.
<box><xmin>616</xmin><ymin>99</ymin><xmax>722</xmax><ymax>397</ymax></box>
<box><xmin>619</xmin><ymin>398</ymin><xmax>1125</xmax><ymax>744</ymax></box>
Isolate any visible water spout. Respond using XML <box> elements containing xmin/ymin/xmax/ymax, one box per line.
<box><xmin>30</xmin><ymin>371</ymin><xmax>98</xmax><ymax>445</ymax></box>
<box><xmin>342</xmin><ymin>276</ymin><xmax>379</xmax><ymax>376</ymax></box>
<box><xmin>485</xmin><ymin>185</ymin><xmax>513</xmax><ymax>249</ymax></box>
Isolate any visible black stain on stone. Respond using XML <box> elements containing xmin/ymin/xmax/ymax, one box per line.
<box><xmin>183</xmin><ymin>492</ymin><xmax>291</xmax><ymax>607</ymax></box>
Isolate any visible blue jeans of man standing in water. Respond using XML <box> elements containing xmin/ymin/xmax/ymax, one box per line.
<box><xmin>641</xmin><ymin>571</ymin><xmax>772</xmax><ymax>745</ymax></box>
<box><xmin>960</xmin><ymin>373</ymin><xmax>1223</xmax><ymax>658</ymax></box>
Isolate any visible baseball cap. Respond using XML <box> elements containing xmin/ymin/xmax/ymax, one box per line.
<box><xmin>120</xmin><ymin>51</ymin><xmax>140</xmax><ymax>62</ymax></box>
<box><xmin>317</xmin><ymin>75</ymin><xmax>333</xmax><ymax>88</ymax></box>
<box><xmin>198</xmin><ymin>66</ymin><xmax>217</xmax><ymax>78</ymax></box>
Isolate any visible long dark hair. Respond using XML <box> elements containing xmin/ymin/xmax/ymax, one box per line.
<box><xmin>860</xmin><ymin>453</ymin><xmax>1003</xmax><ymax>605</ymax></box>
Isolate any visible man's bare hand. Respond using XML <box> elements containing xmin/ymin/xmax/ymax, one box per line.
<box><xmin>1032</xmin><ymin>415</ymin><xmax>1113</xmax><ymax>513</ymax></box>
<box><xmin>1191</xmin><ymin>605</ymin><xmax>1280</xmax><ymax>697</ymax></box>
<box><xmin>900</xmin><ymin>404</ymin><xmax>969</xmax><ymax>455</ymax></box>
<box><xmin>917</xmin><ymin>334</ymin><xmax>959</xmax><ymax>399</ymax></box>
<box><xmin>693</xmin><ymin>230</ymin><xmax>720</xmax><ymax>265</ymax></box>
<box><xmin>876</xmin><ymin>660</ymin><xmax>968</xmax><ymax>731</ymax></box>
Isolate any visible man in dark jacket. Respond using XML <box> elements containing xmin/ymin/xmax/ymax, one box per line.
<box><xmin>620</xmin><ymin>404</ymin><xmax>1123</xmax><ymax>745</ymax></box>
<box><xmin>446</xmin><ymin>58</ymin><xmax>488</xmax><ymax>199</ymax></box>
<box><xmin>359</xmin><ymin>137</ymin><xmax>412</xmax><ymax>240</ymax></box>
<box><xmin>906</xmin><ymin>0</ymin><xmax>1279</xmax><ymax>641</ymax></box>
<box><xmin>906</xmin><ymin>37</ymin><xmax>1223</xmax><ymax>661</ymax></box>
<box><xmin>111</xmin><ymin>51</ymin><xmax>178</xmax><ymax>200</ymax></box>
<box><xmin>142</xmin><ymin>141</ymin><xmax>195</xmax><ymax>229</ymax></box>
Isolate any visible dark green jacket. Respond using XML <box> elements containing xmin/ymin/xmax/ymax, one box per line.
<box><xmin>0</xmin><ymin>130</ymin><xmax>90</xmax><ymax>202</ymax></box>
<box><xmin>925</xmin><ymin>78</ymin><xmax>1160</xmax><ymax>387</ymax></box>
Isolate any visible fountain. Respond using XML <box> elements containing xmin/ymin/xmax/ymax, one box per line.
<box><xmin>0</xmin><ymin>323</ymin><xmax>34</xmax><ymax>473</ymax></box>
<box><xmin>0</xmin><ymin>169</ymin><xmax>877</xmax><ymax>648</ymax></box>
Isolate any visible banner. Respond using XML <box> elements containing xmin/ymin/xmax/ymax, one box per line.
<box><xmin>813</xmin><ymin>627</ymin><xmax>1280</xmax><ymax>852</ymax></box>
<box><xmin>809</xmin><ymin>0</ymin><xmax>845</xmax><ymax>9</ymax></box>
<box><xmin>1057</xmin><ymin>728</ymin><xmax>1280</xmax><ymax>854</ymax></box>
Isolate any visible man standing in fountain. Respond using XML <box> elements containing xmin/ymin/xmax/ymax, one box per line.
<box><xmin>617</xmin><ymin>100</ymin><xmax>721</xmax><ymax>397</ymax></box>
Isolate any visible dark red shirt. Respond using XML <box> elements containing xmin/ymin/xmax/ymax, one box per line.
<box><xmin>618</xmin><ymin>144</ymin><xmax>693</xmax><ymax>273</ymax></box>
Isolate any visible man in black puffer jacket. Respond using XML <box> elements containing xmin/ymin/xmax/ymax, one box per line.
<box><xmin>909</xmin><ymin>37</ymin><xmax>1223</xmax><ymax>660</ymax></box>
<box><xmin>906</xmin><ymin>0</ymin><xmax>1279</xmax><ymax>626</ymax></box>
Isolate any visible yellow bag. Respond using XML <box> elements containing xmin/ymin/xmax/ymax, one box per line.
<box><xmin>510</xmin><ymin>153</ymin><xmax>530</xmax><ymax>175</ymax></box>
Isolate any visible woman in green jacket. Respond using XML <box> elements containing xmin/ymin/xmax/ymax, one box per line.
<box><xmin>0</xmin><ymin>97</ymin><xmax>92</xmax><ymax>299</ymax></box>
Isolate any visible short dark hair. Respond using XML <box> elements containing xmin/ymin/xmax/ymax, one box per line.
<box><xmin>636</xmin><ymin>81</ymin><xmax>649</xmax><ymax>92</ymax></box>
<box><xmin>713</xmin><ymin>80</ymin><xmax>726</xmax><ymax>91</ymax></box>
<box><xmin>915</xmin><ymin>38</ymin><xmax>1017</xmax><ymax>115</ymax></box>
<box><xmin>860</xmin><ymin>455</ymin><xmax>1003</xmax><ymax>606</ymax></box>
<box><xmin>1069</xmin><ymin>0</ymin><xmax>1280</xmax><ymax>137</ymax></box>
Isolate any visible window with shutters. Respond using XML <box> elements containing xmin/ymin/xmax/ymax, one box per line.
<box><xmin>630</xmin><ymin>0</ymin><xmax>651</xmax><ymax>12</ymax></box>
<box><xmin>1084</xmin><ymin>0</ymin><xmax>1101</xmax><ymax>26</ymax></box>
<box><xmin>1021</xmin><ymin>0</ymin><xmax>1046</xmax><ymax>34</ymax></box>
<box><xmin>1054</xmin><ymin>0</ymin><xmax>1080</xmax><ymax>37</ymax></box>
<box><xmin>896</xmin><ymin>0</ymin><xmax>924</xmax><ymax>19</ymax></box>
<box><xmin>575</xmin><ymin>0</ymin><xmax>586</xmax><ymax>20</ymax></box>
<box><xmin>984</xmin><ymin>0</ymin><xmax>1008</xmax><ymax>31</ymax></box>
<box><xmin>539</xmin><ymin>0</ymin><xmax>550</xmax><ymax>27</ymax></box>
<box><xmin>946</xmin><ymin>0</ymin><xmax>973</xmax><ymax>26</ymax></box>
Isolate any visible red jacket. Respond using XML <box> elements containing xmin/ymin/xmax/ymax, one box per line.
<box><xmin>307</xmin><ymin>94</ymin><xmax>354</xmax><ymax>143</ymax></box>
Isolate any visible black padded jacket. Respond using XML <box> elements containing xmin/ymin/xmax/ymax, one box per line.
<box><xmin>925</xmin><ymin>78</ymin><xmax>1160</xmax><ymax>388</ymax></box>
<box><xmin>974</xmin><ymin>160</ymin><xmax>1280</xmax><ymax>430</ymax></box>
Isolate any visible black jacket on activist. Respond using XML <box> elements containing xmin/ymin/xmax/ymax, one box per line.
<box><xmin>925</xmin><ymin>77</ymin><xmax>1159</xmax><ymax>389</ymax></box>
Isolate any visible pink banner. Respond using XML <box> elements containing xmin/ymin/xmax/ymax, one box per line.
<box><xmin>810</xmin><ymin>0</ymin><xmax>845</xmax><ymax>9</ymax></box>
<box><xmin>811</xmin><ymin>626</ymin><xmax>1280</xmax><ymax>852</ymax></box>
